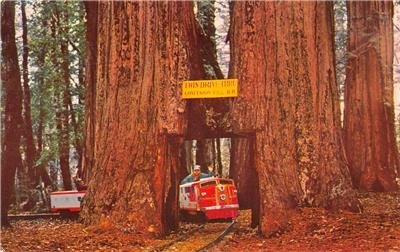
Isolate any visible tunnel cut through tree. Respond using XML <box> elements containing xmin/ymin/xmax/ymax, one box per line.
<box><xmin>82</xmin><ymin>0</ymin><xmax>364</xmax><ymax>237</ymax></box>
<box><xmin>229</xmin><ymin>1</ymin><xmax>360</xmax><ymax>235</ymax></box>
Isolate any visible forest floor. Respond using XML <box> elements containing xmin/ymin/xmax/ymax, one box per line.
<box><xmin>1</xmin><ymin>191</ymin><xmax>399</xmax><ymax>251</ymax></box>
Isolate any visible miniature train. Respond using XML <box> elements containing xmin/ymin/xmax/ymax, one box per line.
<box><xmin>49</xmin><ymin>190</ymin><xmax>86</xmax><ymax>213</ymax></box>
<box><xmin>179</xmin><ymin>177</ymin><xmax>239</xmax><ymax>221</ymax></box>
<box><xmin>49</xmin><ymin>177</ymin><xmax>239</xmax><ymax>220</ymax></box>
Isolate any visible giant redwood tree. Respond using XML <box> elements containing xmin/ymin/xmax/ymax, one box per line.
<box><xmin>1</xmin><ymin>1</ymin><xmax>24</xmax><ymax>227</ymax></box>
<box><xmin>343</xmin><ymin>1</ymin><xmax>399</xmax><ymax>191</ymax></box>
<box><xmin>81</xmin><ymin>1</ymin><xmax>208</xmax><ymax>235</ymax></box>
<box><xmin>229</xmin><ymin>1</ymin><xmax>360</xmax><ymax>235</ymax></box>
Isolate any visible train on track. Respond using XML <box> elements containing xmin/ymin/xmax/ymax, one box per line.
<box><xmin>179</xmin><ymin>177</ymin><xmax>239</xmax><ymax>221</ymax></box>
<box><xmin>48</xmin><ymin>177</ymin><xmax>239</xmax><ymax>222</ymax></box>
<box><xmin>49</xmin><ymin>190</ymin><xmax>87</xmax><ymax>214</ymax></box>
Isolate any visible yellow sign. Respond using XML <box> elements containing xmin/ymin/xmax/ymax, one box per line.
<box><xmin>182</xmin><ymin>79</ymin><xmax>238</xmax><ymax>99</ymax></box>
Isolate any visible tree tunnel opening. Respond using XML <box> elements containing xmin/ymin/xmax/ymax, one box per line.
<box><xmin>167</xmin><ymin>134</ymin><xmax>259</xmax><ymax>228</ymax></box>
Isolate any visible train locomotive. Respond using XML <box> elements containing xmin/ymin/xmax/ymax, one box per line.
<box><xmin>179</xmin><ymin>177</ymin><xmax>239</xmax><ymax>221</ymax></box>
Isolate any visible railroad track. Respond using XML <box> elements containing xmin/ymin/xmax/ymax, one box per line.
<box><xmin>154</xmin><ymin>220</ymin><xmax>236</xmax><ymax>252</ymax></box>
<box><xmin>7</xmin><ymin>212</ymin><xmax>79</xmax><ymax>221</ymax></box>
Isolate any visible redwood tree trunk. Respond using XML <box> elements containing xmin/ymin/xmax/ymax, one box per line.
<box><xmin>52</xmin><ymin>8</ymin><xmax>72</xmax><ymax>191</ymax></box>
<box><xmin>343</xmin><ymin>1</ymin><xmax>399</xmax><ymax>192</ymax></box>
<box><xmin>196</xmin><ymin>139</ymin><xmax>213</xmax><ymax>172</ymax></box>
<box><xmin>1</xmin><ymin>1</ymin><xmax>24</xmax><ymax>227</ymax></box>
<box><xmin>81</xmin><ymin>2</ymin><xmax>205</xmax><ymax>236</ymax></box>
<box><xmin>229</xmin><ymin>1</ymin><xmax>359</xmax><ymax>235</ymax></box>
<box><xmin>82</xmin><ymin>1</ymin><xmax>98</xmax><ymax>180</ymax></box>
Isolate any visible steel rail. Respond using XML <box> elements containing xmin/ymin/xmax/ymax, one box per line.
<box><xmin>153</xmin><ymin>224</ymin><xmax>206</xmax><ymax>252</ymax></box>
<box><xmin>154</xmin><ymin>220</ymin><xmax>236</xmax><ymax>252</ymax></box>
<box><xmin>196</xmin><ymin>220</ymin><xmax>236</xmax><ymax>252</ymax></box>
<box><xmin>7</xmin><ymin>213</ymin><xmax>61</xmax><ymax>220</ymax></box>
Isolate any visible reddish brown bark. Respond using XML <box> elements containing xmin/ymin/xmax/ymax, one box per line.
<box><xmin>229</xmin><ymin>1</ymin><xmax>359</xmax><ymax>235</ymax></box>
<box><xmin>1</xmin><ymin>1</ymin><xmax>24</xmax><ymax>227</ymax></box>
<box><xmin>82</xmin><ymin>1</ymin><xmax>98</xmax><ymax>181</ymax></box>
<box><xmin>344</xmin><ymin>1</ymin><xmax>399</xmax><ymax>192</ymax></box>
<box><xmin>81</xmin><ymin>2</ymin><xmax>204</xmax><ymax>235</ymax></box>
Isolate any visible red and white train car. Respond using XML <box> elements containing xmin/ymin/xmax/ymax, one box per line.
<box><xmin>179</xmin><ymin>177</ymin><xmax>239</xmax><ymax>220</ymax></box>
<box><xmin>49</xmin><ymin>190</ymin><xmax>86</xmax><ymax>213</ymax></box>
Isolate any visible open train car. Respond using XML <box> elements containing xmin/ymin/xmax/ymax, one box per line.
<box><xmin>179</xmin><ymin>177</ymin><xmax>239</xmax><ymax>221</ymax></box>
<box><xmin>49</xmin><ymin>190</ymin><xmax>86</xmax><ymax>213</ymax></box>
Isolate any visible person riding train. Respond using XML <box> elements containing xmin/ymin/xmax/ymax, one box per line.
<box><xmin>180</xmin><ymin>165</ymin><xmax>212</xmax><ymax>184</ymax></box>
<box><xmin>73</xmin><ymin>176</ymin><xmax>88</xmax><ymax>191</ymax></box>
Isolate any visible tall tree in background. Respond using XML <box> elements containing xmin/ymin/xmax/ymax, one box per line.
<box><xmin>195</xmin><ymin>139</ymin><xmax>213</xmax><ymax>172</ymax></box>
<box><xmin>67</xmin><ymin>2</ymin><xmax>86</xmax><ymax>177</ymax></box>
<box><xmin>229</xmin><ymin>1</ymin><xmax>360</xmax><ymax>235</ymax></box>
<box><xmin>59</xmin><ymin>3</ymin><xmax>73</xmax><ymax>190</ymax></box>
<box><xmin>344</xmin><ymin>1</ymin><xmax>399</xmax><ymax>191</ymax></box>
<box><xmin>13</xmin><ymin>0</ymin><xmax>40</xmax><ymax>212</ymax></box>
<box><xmin>21</xmin><ymin>0</ymin><xmax>37</xmax><ymax>180</ymax></box>
<box><xmin>1</xmin><ymin>1</ymin><xmax>24</xmax><ymax>226</ymax></box>
<box><xmin>29</xmin><ymin>2</ymin><xmax>49</xmax><ymax>161</ymax></box>
<box><xmin>49</xmin><ymin>4</ymin><xmax>72</xmax><ymax>190</ymax></box>
<box><xmin>81</xmin><ymin>1</ymin><xmax>207</xmax><ymax>235</ymax></box>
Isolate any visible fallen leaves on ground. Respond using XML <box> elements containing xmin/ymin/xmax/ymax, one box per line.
<box><xmin>218</xmin><ymin>191</ymin><xmax>400</xmax><ymax>251</ymax></box>
<box><xmin>1</xmin><ymin>219</ymin><xmax>159</xmax><ymax>251</ymax></box>
<box><xmin>1</xmin><ymin>192</ymin><xmax>399</xmax><ymax>251</ymax></box>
